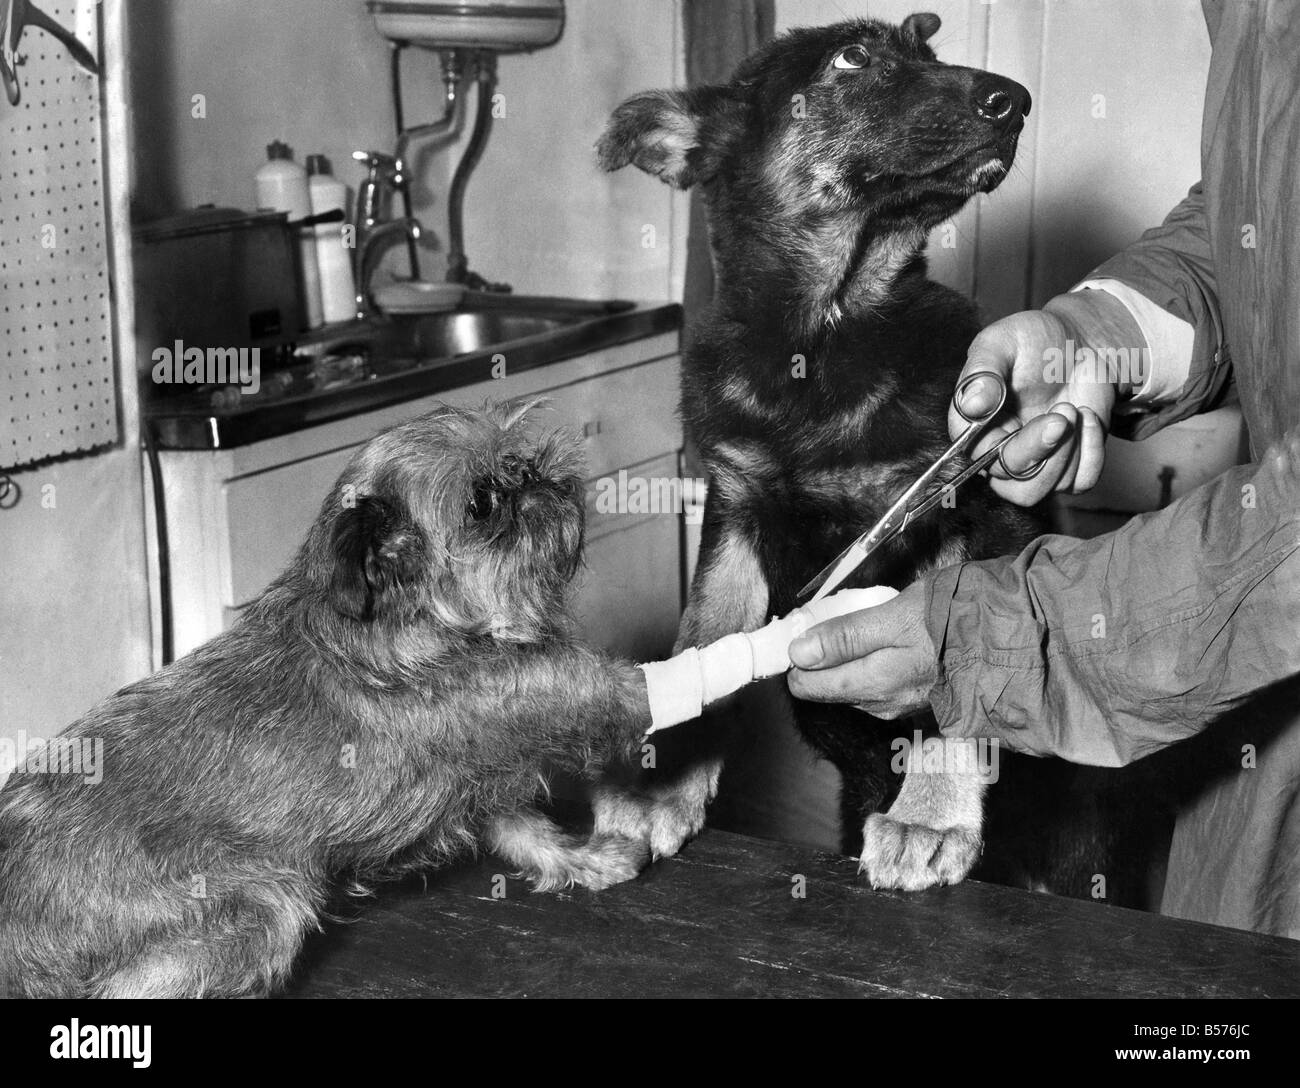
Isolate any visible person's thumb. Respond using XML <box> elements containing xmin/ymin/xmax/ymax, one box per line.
<box><xmin>789</xmin><ymin>602</ymin><xmax>896</xmax><ymax>670</ymax></box>
<box><xmin>949</xmin><ymin>323</ymin><xmax>1020</xmax><ymax>440</ymax></box>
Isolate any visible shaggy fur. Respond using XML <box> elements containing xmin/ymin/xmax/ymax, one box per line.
<box><xmin>594</xmin><ymin>14</ymin><xmax>1161</xmax><ymax>902</ymax></box>
<box><xmin>0</xmin><ymin>403</ymin><xmax>653</xmax><ymax>998</ymax></box>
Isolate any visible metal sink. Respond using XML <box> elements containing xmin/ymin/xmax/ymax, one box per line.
<box><xmin>144</xmin><ymin>295</ymin><xmax>684</xmax><ymax>450</ymax></box>
<box><xmin>369</xmin><ymin>310</ymin><xmax>575</xmax><ymax>360</ymax></box>
<box><xmin>319</xmin><ymin>294</ymin><xmax>635</xmax><ymax>367</ymax></box>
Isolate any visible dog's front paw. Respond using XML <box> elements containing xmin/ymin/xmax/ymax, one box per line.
<box><xmin>646</xmin><ymin>793</ymin><xmax>709</xmax><ymax>860</ymax></box>
<box><xmin>528</xmin><ymin>832</ymin><xmax>651</xmax><ymax>893</ymax></box>
<box><xmin>580</xmin><ymin>833</ymin><xmax>652</xmax><ymax>891</ymax></box>
<box><xmin>593</xmin><ymin>785</ymin><xmax>709</xmax><ymax>860</ymax></box>
<box><xmin>859</xmin><ymin>813</ymin><xmax>982</xmax><ymax>892</ymax></box>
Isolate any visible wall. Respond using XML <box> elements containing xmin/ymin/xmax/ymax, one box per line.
<box><xmin>127</xmin><ymin>0</ymin><xmax>685</xmax><ymax>300</ymax></box>
<box><xmin>128</xmin><ymin>0</ymin><xmax>396</xmax><ymax>219</ymax></box>
<box><xmin>777</xmin><ymin>0</ymin><xmax>1210</xmax><ymax>313</ymax></box>
<box><xmin>129</xmin><ymin>0</ymin><xmax>1210</xmax><ymax>315</ymax></box>
<box><xmin>1</xmin><ymin>0</ymin><xmax>152</xmax><ymax>784</ymax></box>
<box><xmin>463</xmin><ymin>1</ymin><xmax>685</xmax><ymax>299</ymax></box>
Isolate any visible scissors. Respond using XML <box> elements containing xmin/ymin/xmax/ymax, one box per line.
<box><xmin>2</xmin><ymin>0</ymin><xmax>99</xmax><ymax>108</ymax></box>
<box><xmin>797</xmin><ymin>371</ymin><xmax>1042</xmax><ymax>604</ymax></box>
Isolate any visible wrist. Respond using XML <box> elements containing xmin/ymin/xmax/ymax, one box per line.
<box><xmin>1042</xmin><ymin>289</ymin><xmax>1148</xmax><ymax>398</ymax></box>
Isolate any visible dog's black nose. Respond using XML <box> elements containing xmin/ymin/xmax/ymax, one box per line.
<box><xmin>498</xmin><ymin>454</ymin><xmax>539</xmax><ymax>487</ymax></box>
<box><xmin>974</xmin><ymin>75</ymin><xmax>1031</xmax><ymax>125</ymax></box>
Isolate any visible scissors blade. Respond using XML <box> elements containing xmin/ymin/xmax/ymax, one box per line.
<box><xmin>798</xmin><ymin>501</ymin><xmax>913</xmax><ymax>603</ymax></box>
<box><xmin>796</xmin><ymin>371</ymin><xmax>1014</xmax><ymax>606</ymax></box>
<box><xmin>797</xmin><ymin>534</ymin><xmax>872</xmax><ymax>605</ymax></box>
<box><xmin>796</xmin><ymin>432</ymin><xmax>1014</xmax><ymax>604</ymax></box>
<box><xmin>901</xmin><ymin>433</ymin><xmax>1013</xmax><ymax>524</ymax></box>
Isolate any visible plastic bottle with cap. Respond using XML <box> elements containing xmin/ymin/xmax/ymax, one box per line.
<box><xmin>307</xmin><ymin>155</ymin><xmax>357</xmax><ymax>325</ymax></box>
<box><xmin>255</xmin><ymin>140</ymin><xmax>323</xmax><ymax>330</ymax></box>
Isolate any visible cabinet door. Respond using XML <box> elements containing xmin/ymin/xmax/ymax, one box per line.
<box><xmin>532</xmin><ymin>358</ymin><xmax>679</xmax><ymax>480</ymax></box>
<box><xmin>224</xmin><ymin>446</ymin><xmax>359</xmax><ymax>610</ymax></box>
<box><xmin>221</xmin><ymin>361</ymin><xmax>682</xmax><ymax>615</ymax></box>
<box><xmin>224</xmin><ymin>444</ymin><xmax>687</xmax><ymax>660</ymax></box>
<box><xmin>572</xmin><ymin>453</ymin><xmax>684</xmax><ymax>661</ymax></box>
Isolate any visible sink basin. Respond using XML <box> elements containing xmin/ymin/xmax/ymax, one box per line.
<box><xmin>317</xmin><ymin>296</ymin><xmax>634</xmax><ymax>366</ymax></box>
<box><xmin>371</xmin><ymin>311</ymin><xmax>575</xmax><ymax>360</ymax></box>
<box><xmin>143</xmin><ymin>294</ymin><xmax>683</xmax><ymax>450</ymax></box>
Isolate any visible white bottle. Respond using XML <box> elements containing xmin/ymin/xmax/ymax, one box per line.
<box><xmin>307</xmin><ymin>155</ymin><xmax>358</xmax><ymax>325</ymax></box>
<box><xmin>256</xmin><ymin>141</ymin><xmax>324</xmax><ymax>330</ymax></box>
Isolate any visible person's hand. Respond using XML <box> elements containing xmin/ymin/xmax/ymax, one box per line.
<box><xmin>954</xmin><ymin>291</ymin><xmax>1142</xmax><ymax>506</ymax></box>
<box><xmin>787</xmin><ymin>581</ymin><xmax>935</xmax><ymax>719</ymax></box>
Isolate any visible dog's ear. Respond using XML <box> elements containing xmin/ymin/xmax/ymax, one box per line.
<box><xmin>596</xmin><ymin>86</ymin><xmax>740</xmax><ymax>189</ymax></box>
<box><xmin>901</xmin><ymin>12</ymin><xmax>942</xmax><ymax>45</ymax></box>
<box><xmin>327</xmin><ymin>494</ymin><xmax>425</xmax><ymax>621</ymax></box>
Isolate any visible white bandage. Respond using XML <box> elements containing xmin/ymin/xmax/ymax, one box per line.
<box><xmin>638</xmin><ymin>650</ymin><xmax>705</xmax><ymax>731</ymax></box>
<box><xmin>640</xmin><ymin>586</ymin><xmax>899</xmax><ymax>733</ymax></box>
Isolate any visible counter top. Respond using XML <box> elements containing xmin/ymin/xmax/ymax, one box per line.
<box><xmin>145</xmin><ymin>298</ymin><xmax>682</xmax><ymax>451</ymax></box>
<box><xmin>285</xmin><ymin>826</ymin><xmax>1300</xmax><ymax>999</ymax></box>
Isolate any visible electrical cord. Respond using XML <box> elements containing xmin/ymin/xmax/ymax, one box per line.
<box><xmin>142</xmin><ymin>427</ymin><xmax>174</xmax><ymax>666</ymax></box>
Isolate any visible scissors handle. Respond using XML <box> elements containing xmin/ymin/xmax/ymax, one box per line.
<box><xmin>795</xmin><ymin>370</ymin><xmax>1042</xmax><ymax>603</ymax></box>
<box><xmin>952</xmin><ymin>370</ymin><xmax>1008</xmax><ymax>427</ymax></box>
<box><xmin>951</xmin><ymin>369</ymin><xmax>1042</xmax><ymax>480</ymax></box>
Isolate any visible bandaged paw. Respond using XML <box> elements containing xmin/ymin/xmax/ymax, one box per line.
<box><xmin>639</xmin><ymin>586</ymin><xmax>899</xmax><ymax>733</ymax></box>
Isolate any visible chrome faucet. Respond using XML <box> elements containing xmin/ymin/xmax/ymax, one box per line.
<box><xmin>351</xmin><ymin>50</ymin><xmax>479</xmax><ymax>317</ymax></box>
<box><xmin>351</xmin><ymin>148</ymin><xmax>427</xmax><ymax>318</ymax></box>
<box><xmin>354</xmin><ymin>216</ymin><xmax>422</xmax><ymax>319</ymax></box>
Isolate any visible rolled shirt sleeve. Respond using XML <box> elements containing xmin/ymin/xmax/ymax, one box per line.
<box><xmin>1071</xmin><ymin>279</ymin><xmax>1195</xmax><ymax>404</ymax></box>
<box><xmin>1086</xmin><ymin>182</ymin><xmax>1235</xmax><ymax>440</ymax></box>
<box><xmin>924</xmin><ymin>426</ymin><xmax>1300</xmax><ymax>767</ymax></box>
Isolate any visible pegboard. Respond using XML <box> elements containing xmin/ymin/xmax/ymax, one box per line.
<box><xmin>0</xmin><ymin>0</ymin><xmax>114</xmax><ymax>469</ymax></box>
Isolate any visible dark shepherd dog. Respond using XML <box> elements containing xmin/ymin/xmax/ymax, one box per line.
<box><xmin>595</xmin><ymin>13</ymin><xmax>1163</xmax><ymax>903</ymax></box>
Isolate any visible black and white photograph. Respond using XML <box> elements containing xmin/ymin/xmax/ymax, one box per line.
<box><xmin>0</xmin><ymin>0</ymin><xmax>1296</xmax><ymax>1054</ymax></box>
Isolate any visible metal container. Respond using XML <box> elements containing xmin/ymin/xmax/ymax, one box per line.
<box><xmin>132</xmin><ymin>207</ymin><xmax>303</xmax><ymax>392</ymax></box>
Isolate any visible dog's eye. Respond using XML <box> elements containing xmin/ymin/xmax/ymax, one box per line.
<box><xmin>833</xmin><ymin>45</ymin><xmax>871</xmax><ymax>70</ymax></box>
<box><xmin>467</xmin><ymin>482</ymin><xmax>496</xmax><ymax>521</ymax></box>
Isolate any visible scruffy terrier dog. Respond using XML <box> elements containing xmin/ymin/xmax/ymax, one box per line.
<box><xmin>595</xmin><ymin>13</ymin><xmax>1162</xmax><ymax>904</ymax></box>
<box><xmin>0</xmin><ymin>403</ymin><xmax>653</xmax><ymax>998</ymax></box>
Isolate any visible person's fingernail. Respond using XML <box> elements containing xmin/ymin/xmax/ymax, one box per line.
<box><xmin>1041</xmin><ymin>415</ymin><xmax>1071</xmax><ymax>444</ymax></box>
<box><xmin>788</xmin><ymin>634</ymin><xmax>823</xmax><ymax>667</ymax></box>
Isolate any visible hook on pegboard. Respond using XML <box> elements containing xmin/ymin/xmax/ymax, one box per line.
<box><xmin>0</xmin><ymin>472</ymin><xmax>20</xmax><ymax>509</ymax></box>
<box><xmin>1</xmin><ymin>0</ymin><xmax>100</xmax><ymax>109</ymax></box>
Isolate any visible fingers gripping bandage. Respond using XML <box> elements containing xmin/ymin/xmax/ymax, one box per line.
<box><xmin>639</xmin><ymin>586</ymin><xmax>900</xmax><ymax>733</ymax></box>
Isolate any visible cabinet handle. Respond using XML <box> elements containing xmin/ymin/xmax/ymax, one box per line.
<box><xmin>582</xmin><ymin>419</ymin><xmax>602</xmax><ymax>440</ymax></box>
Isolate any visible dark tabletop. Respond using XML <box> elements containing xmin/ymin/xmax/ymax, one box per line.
<box><xmin>285</xmin><ymin>828</ymin><xmax>1300</xmax><ymax>999</ymax></box>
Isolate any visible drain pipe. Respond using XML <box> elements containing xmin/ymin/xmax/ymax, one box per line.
<box><xmin>446</xmin><ymin>51</ymin><xmax>508</xmax><ymax>291</ymax></box>
<box><xmin>389</xmin><ymin>45</ymin><xmax>467</xmax><ymax>278</ymax></box>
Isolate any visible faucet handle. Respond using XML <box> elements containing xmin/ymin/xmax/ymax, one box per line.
<box><xmin>352</xmin><ymin>149</ymin><xmax>399</xmax><ymax>178</ymax></box>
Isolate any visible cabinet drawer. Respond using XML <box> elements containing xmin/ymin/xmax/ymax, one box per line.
<box><xmin>573</xmin><ymin>511</ymin><xmax>682</xmax><ymax>662</ymax></box>
<box><xmin>224</xmin><ymin>446</ymin><xmax>357</xmax><ymax>606</ymax></box>
<box><xmin>522</xmin><ymin>357</ymin><xmax>680</xmax><ymax>480</ymax></box>
<box><xmin>220</xmin><ymin>357</ymin><xmax>682</xmax><ymax>609</ymax></box>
